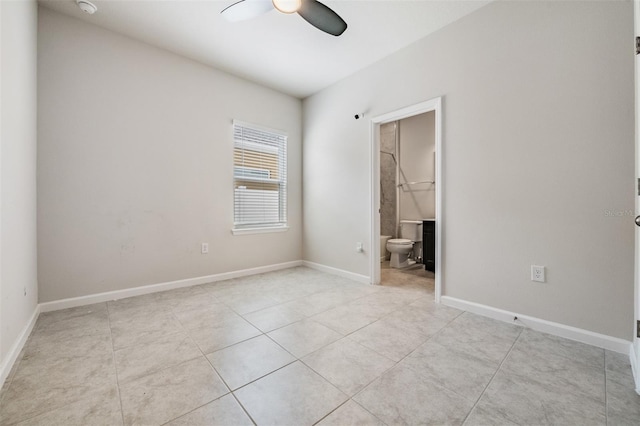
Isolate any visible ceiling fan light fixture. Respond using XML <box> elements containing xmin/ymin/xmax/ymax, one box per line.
<box><xmin>272</xmin><ymin>0</ymin><xmax>301</xmax><ymax>14</ymax></box>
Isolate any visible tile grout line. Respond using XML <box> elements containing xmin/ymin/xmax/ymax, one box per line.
<box><xmin>604</xmin><ymin>350</ymin><xmax>608</xmax><ymax>426</ymax></box>
<box><xmin>460</xmin><ymin>326</ymin><xmax>524</xmax><ymax>425</ymax></box>
<box><xmin>106</xmin><ymin>301</ymin><xmax>127</xmax><ymax>426</ymax></box>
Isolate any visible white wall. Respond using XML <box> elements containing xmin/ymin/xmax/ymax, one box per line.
<box><xmin>398</xmin><ymin>112</ymin><xmax>435</xmax><ymax>221</ymax></box>
<box><xmin>37</xmin><ymin>8</ymin><xmax>302</xmax><ymax>302</ymax></box>
<box><xmin>0</xmin><ymin>0</ymin><xmax>39</xmax><ymax>372</ymax></box>
<box><xmin>303</xmin><ymin>1</ymin><xmax>635</xmax><ymax>340</ymax></box>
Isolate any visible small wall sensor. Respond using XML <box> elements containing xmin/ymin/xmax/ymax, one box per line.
<box><xmin>76</xmin><ymin>0</ymin><xmax>97</xmax><ymax>15</ymax></box>
<box><xmin>354</xmin><ymin>113</ymin><xmax>364</xmax><ymax>120</ymax></box>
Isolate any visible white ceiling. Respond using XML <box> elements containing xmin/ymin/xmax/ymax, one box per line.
<box><xmin>39</xmin><ymin>0</ymin><xmax>490</xmax><ymax>98</ymax></box>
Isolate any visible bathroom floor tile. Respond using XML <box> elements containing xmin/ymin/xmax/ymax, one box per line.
<box><xmin>109</xmin><ymin>310</ymin><xmax>184</xmax><ymax>350</ymax></box>
<box><xmin>114</xmin><ymin>331</ymin><xmax>202</xmax><ymax>383</ymax></box>
<box><xmin>166</xmin><ymin>394</ymin><xmax>253</xmax><ymax>426</ymax></box>
<box><xmin>2</xmin><ymin>267</ymin><xmax>636</xmax><ymax>426</ymax></box>
<box><xmin>302</xmin><ymin>337</ymin><xmax>395</xmax><ymax>396</ymax></box>
<box><xmin>267</xmin><ymin>319</ymin><xmax>343</xmax><ymax>358</ymax></box>
<box><xmin>399</xmin><ymin>338</ymin><xmax>502</xmax><ymax>401</ymax></box>
<box><xmin>317</xmin><ymin>400</ymin><xmax>385</xmax><ymax>426</ymax></box>
<box><xmin>349</xmin><ymin>318</ymin><xmax>427</xmax><ymax>362</ymax></box>
<box><xmin>13</xmin><ymin>385</ymin><xmax>123</xmax><ymax>426</ymax></box>
<box><xmin>186</xmin><ymin>315</ymin><xmax>262</xmax><ymax>354</ymax></box>
<box><xmin>354</xmin><ymin>364</ymin><xmax>475</xmax><ymax>425</ymax></box>
<box><xmin>207</xmin><ymin>335</ymin><xmax>295</xmax><ymax>390</ymax></box>
<box><xmin>311</xmin><ymin>303</ymin><xmax>384</xmax><ymax>335</ymax></box>
<box><xmin>234</xmin><ymin>361</ymin><xmax>348</xmax><ymax>425</ymax></box>
<box><xmin>119</xmin><ymin>357</ymin><xmax>229</xmax><ymax>426</ymax></box>
<box><xmin>474</xmin><ymin>367</ymin><xmax>606</xmax><ymax>425</ymax></box>
<box><xmin>243</xmin><ymin>303</ymin><xmax>307</xmax><ymax>332</ymax></box>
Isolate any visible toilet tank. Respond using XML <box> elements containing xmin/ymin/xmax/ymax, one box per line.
<box><xmin>399</xmin><ymin>220</ymin><xmax>423</xmax><ymax>241</ymax></box>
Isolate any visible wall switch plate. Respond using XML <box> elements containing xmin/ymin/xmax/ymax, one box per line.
<box><xmin>356</xmin><ymin>242</ymin><xmax>364</xmax><ymax>253</ymax></box>
<box><xmin>201</xmin><ymin>243</ymin><xmax>209</xmax><ymax>254</ymax></box>
<box><xmin>531</xmin><ymin>265</ymin><xmax>545</xmax><ymax>283</ymax></box>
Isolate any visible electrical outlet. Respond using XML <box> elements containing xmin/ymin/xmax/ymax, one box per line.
<box><xmin>201</xmin><ymin>243</ymin><xmax>209</xmax><ymax>254</ymax></box>
<box><xmin>531</xmin><ymin>265</ymin><xmax>545</xmax><ymax>283</ymax></box>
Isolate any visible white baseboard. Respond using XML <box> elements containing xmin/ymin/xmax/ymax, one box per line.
<box><xmin>440</xmin><ymin>296</ymin><xmax>632</xmax><ymax>355</ymax></box>
<box><xmin>0</xmin><ymin>304</ymin><xmax>40</xmax><ymax>388</ymax></box>
<box><xmin>40</xmin><ymin>260</ymin><xmax>303</xmax><ymax>313</ymax></box>
<box><xmin>302</xmin><ymin>261</ymin><xmax>370</xmax><ymax>284</ymax></box>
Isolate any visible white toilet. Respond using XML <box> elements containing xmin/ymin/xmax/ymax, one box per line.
<box><xmin>386</xmin><ymin>220</ymin><xmax>423</xmax><ymax>268</ymax></box>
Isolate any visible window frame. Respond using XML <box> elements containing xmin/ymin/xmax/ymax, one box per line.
<box><xmin>231</xmin><ymin>120</ymin><xmax>289</xmax><ymax>235</ymax></box>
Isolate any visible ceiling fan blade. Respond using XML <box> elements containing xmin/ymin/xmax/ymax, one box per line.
<box><xmin>221</xmin><ymin>0</ymin><xmax>274</xmax><ymax>22</ymax></box>
<box><xmin>297</xmin><ymin>0</ymin><xmax>347</xmax><ymax>36</ymax></box>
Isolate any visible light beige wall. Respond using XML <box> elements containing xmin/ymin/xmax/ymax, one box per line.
<box><xmin>398</xmin><ymin>112</ymin><xmax>435</xmax><ymax>221</ymax></box>
<box><xmin>1</xmin><ymin>0</ymin><xmax>39</xmax><ymax>366</ymax></box>
<box><xmin>37</xmin><ymin>8</ymin><xmax>302</xmax><ymax>302</ymax></box>
<box><xmin>303</xmin><ymin>1</ymin><xmax>634</xmax><ymax>339</ymax></box>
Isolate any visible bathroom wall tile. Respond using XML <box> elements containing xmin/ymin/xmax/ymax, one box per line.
<box><xmin>267</xmin><ymin>319</ymin><xmax>343</xmax><ymax>358</ymax></box>
<box><xmin>234</xmin><ymin>361</ymin><xmax>348</xmax><ymax>426</ymax></box>
<box><xmin>242</xmin><ymin>303</ymin><xmax>307</xmax><ymax>332</ymax></box>
<box><xmin>317</xmin><ymin>400</ymin><xmax>385</xmax><ymax>426</ymax></box>
<box><xmin>302</xmin><ymin>337</ymin><xmax>395</xmax><ymax>396</ymax></box>
<box><xmin>119</xmin><ymin>357</ymin><xmax>229</xmax><ymax>426</ymax></box>
<box><xmin>354</xmin><ymin>365</ymin><xmax>475</xmax><ymax>425</ymax></box>
<box><xmin>114</xmin><ymin>331</ymin><xmax>202</xmax><ymax>384</ymax></box>
<box><xmin>207</xmin><ymin>335</ymin><xmax>295</xmax><ymax>390</ymax></box>
<box><xmin>166</xmin><ymin>394</ymin><xmax>253</xmax><ymax>426</ymax></box>
<box><xmin>186</xmin><ymin>315</ymin><xmax>262</xmax><ymax>354</ymax></box>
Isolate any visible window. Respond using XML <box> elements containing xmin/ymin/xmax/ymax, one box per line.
<box><xmin>232</xmin><ymin>120</ymin><xmax>288</xmax><ymax>234</ymax></box>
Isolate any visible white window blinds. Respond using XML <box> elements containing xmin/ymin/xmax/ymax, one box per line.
<box><xmin>233</xmin><ymin>120</ymin><xmax>287</xmax><ymax>230</ymax></box>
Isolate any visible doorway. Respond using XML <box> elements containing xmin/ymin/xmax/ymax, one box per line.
<box><xmin>369</xmin><ymin>97</ymin><xmax>443</xmax><ymax>302</ymax></box>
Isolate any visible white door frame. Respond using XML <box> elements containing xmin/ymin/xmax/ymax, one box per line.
<box><xmin>369</xmin><ymin>97</ymin><xmax>443</xmax><ymax>302</ymax></box>
<box><xmin>633</xmin><ymin>0</ymin><xmax>640</xmax><ymax>393</ymax></box>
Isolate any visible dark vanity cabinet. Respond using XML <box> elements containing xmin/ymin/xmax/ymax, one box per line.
<box><xmin>423</xmin><ymin>220</ymin><xmax>435</xmax><ymax>272</ymax></box>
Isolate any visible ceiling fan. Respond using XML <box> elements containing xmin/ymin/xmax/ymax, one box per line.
<box><xmin>221</xmin><ymin>0</ymin><xmax>347</xmax><ymax>36</ymax></box>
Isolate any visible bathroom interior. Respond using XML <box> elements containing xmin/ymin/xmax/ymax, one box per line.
<box><xmin>380</xmin><ymin>111</ymin><xmax>436</xmax><ymax>287</ymax></box>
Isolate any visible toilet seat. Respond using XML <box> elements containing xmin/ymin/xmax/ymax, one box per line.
<box><xmin>387</xmin><ymin>238</ymin><xmax>412</xmax><ymax>245</ymax></box>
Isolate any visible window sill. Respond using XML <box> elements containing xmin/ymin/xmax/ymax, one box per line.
<box><xmin>231</xmin><ymin>226</ymin><xmax>289</xmax><ymax>236</ymax></box>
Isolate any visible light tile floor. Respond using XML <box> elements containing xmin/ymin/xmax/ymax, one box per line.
<box><xmin>1</xmin><ymin>264</ymin><xmax>639</xmax><ymax>425</ymax></box>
